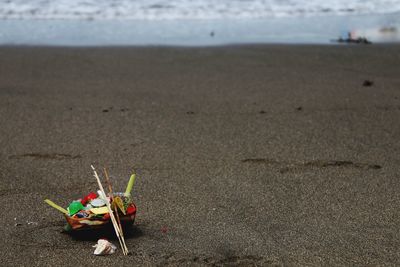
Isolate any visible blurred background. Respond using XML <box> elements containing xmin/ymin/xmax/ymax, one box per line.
<box><xmin>0</xmin><ymin>0</ymin><xmax>399</xmax><ymax>45</ymax></box>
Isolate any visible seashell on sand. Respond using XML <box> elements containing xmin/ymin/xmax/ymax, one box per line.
<box><xmin>93</xmin><ymin>239</ymin><xmax>117</xmax><ymax>255</ymax></box>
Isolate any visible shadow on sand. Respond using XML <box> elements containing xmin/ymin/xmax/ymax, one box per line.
<box><xmin>64</xmin><ymin>224</ymin><xmax>144</xmax><ymax>242</ymax></box>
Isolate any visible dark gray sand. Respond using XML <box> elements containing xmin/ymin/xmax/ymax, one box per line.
<box><xmin>0</xmin><ymin>45</ymin><xmax>400</xmax><ymax>266</ymax></box>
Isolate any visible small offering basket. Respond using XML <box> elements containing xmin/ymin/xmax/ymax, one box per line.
<box><xmin>64</xmin><ymin>192</ymin><xmax>137</xmax><ymax>231</ymax></box>
<box><xmin>45</xmin><ymin>168</ymin><xmax>136</xmax><ymax>256</ymax></box>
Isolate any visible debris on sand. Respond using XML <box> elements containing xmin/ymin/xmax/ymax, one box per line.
<box><xmin>363</xmin><ymin>80</ymin><xmax>374</xmax><ymax>87</ymax></box>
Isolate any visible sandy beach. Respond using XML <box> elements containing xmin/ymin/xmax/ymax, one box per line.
<box><xmin>0</xmin><ymin>45</ymin><xmax>400</xmax><ymax>265</ymax></box>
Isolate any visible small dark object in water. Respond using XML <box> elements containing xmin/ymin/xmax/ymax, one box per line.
<box><xmin>335</xmin><ymin>32</ymin><xmax>372</xmax><ymax>44</ymax></box>
<box><xmin>336</xmin><ymin>36</ymin><xmax>372</xmax><ymax>44</ymax></box>
<box><xmin>363</xmin><ymin>80</ymin><xmax>374</xmax><ymax>87</ymax></box>
<box><xmin>259</xmin><ymin>110</ymin><xmax>266</xmax><ymax>114</ymax></box>
<box><xmin>296</xmin><ymin>106</ymin><xmax>303</xmax><ymax>111</ymax></box>
<box><xmin>380</xmin><ymin>26</ymin><xmax>397</xmax><ymax>33</ymax></box>
<box><xmin>186</xmin><ymin>111</ymin><xmax>195</xmax><ymax>114</ymax></box>
<box><xmin>210</xmin><ymin>31</ymin><xmax>215</xmax><ymax>37</ymax></box>
<box><xmin>102</xmin><ymin>109</ymin><xmax>109</xmax><ymax>112</ymax></box>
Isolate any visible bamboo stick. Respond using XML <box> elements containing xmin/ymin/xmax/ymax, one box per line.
<box><xmin>91</xmin><ymin>165</ymin><xmax>127</xmax><ymax>255</ymax></box>
<box><xmin>44</xmin><ymin>199</ymin><xmax>69</xmax><ymax>214</ymax></box>
<box><xmin>103</xmin><ymin>168</ymin><xmax>129</xmax><ymax>254</ymax></box>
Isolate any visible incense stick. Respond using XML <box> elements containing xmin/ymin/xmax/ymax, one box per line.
<box><xmin>91</xmin><ymin>165</ymin><xmax>127</xmax><ymax>255</ymax></box>
<box><xmin>103</xmin><ymin>168</ymin><xmax>129</xmax><ymax>254</ymax></box>
<box><xmin>104</xmin><ymin>168</ymin><xmax>128</xmax><ymax>253</ymax></box>
<box><xmin>91</xmin><ymin>165</ymin><xmax>125</xmax><ymax>255</ymax></box>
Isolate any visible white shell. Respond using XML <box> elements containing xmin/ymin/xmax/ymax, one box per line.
<box><xmin>93</xmin><ymin>239</ymin><xmax>117</xmax><ymax>255</ymax></box>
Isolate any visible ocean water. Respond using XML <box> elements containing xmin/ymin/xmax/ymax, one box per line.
<box><xmin>0</xmin><ymin>0</ymin><xmax>399</xmax><ymax>45</ymax></box>
<box><xmin>0</xmin><ymin>0</ymin><xmax>399</xmax><ymax>20</ymax></box>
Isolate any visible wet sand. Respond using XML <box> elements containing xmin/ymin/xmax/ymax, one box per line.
<box><xmin>0</xmin><ymin>45</ymin><xmax>400</xmax><ymax>265</ymax></box>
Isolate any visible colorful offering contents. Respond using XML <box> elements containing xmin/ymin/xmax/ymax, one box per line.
<box><xmin>63</xmin><ymin>192</ymin><xmax>137</xmax><ymax>231</ymax></box>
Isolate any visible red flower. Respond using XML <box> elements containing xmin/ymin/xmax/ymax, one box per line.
<box><xmin>126</xmin><ymin>205</ymin><xmax>136</xmax><ymax>215</ymax></box>
<box><xmin>80</xmin><ymin>192</ymin><xmax>98</xmax><ymax>205</ymax></box>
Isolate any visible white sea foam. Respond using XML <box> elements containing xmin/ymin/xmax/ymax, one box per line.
<box><xmin>0</xmin><ymin>0</ymin><xmax>399</xmax><ymax>20</ymax></box>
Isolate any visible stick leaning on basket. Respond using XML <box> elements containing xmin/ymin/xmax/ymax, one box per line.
<box><xmin>91</xmin><ymin>165</ymin><xmax>129</xmax><ymax>255</ymax></box>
